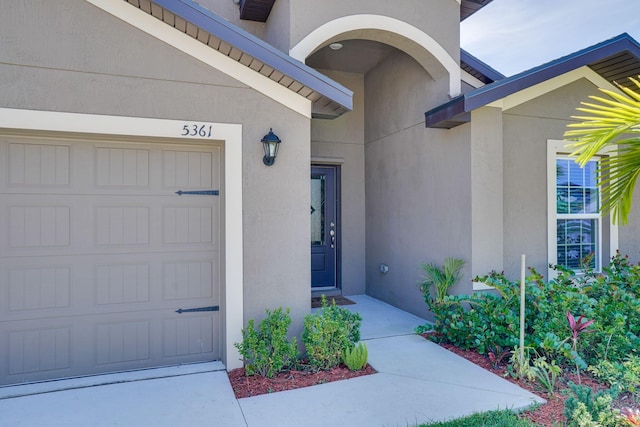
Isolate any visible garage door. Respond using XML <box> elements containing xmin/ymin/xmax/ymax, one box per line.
<box><xmin>0</xmin><ymin>136</ymin><xmax>222</xmax><ymax>386</ymax></box>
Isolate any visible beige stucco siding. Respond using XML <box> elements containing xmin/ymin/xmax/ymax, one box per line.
<box><xmin>289</xmin><ymin>0</ymin><xmax>460</xmax><ymax>60</ymax></box>
<box><xmin>619</xmin><ymin>185</ymin><xmax>640</xmax><ymax>262</ymax></box>
<box><xmin>365</xmin><ymin>50</ymin><xmax>451</xmax><ymax>141</ymax></box>
<box><xmin>1</xmin><ymin>0</ymin><xmax>311</xmax><ymax>347</ymax></box>
<box><xmin>365</xmin><ymin>123</ymin><xmax>473</xmax><ymax>319</ymax></box>
<box><xmin>470</xmin><ymin>107</ymin><xmax>504</xmax><ymax>278</ymax></box>
<box><xmin>363</xmin><ymin>50</ymin><xmax>471</xmax><ymax>319</ymax></box>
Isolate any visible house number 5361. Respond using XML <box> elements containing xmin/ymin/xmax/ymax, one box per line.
<box><xmin>181</xmin><ymin>123</ymin><xmax>213</xmax><ymax>138</ymax></box>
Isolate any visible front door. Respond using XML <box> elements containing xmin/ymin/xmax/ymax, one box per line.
<box><xmin>311</xmin><ymin>166</ymin><xmax>339</xmax><ymax>288</ymax></box>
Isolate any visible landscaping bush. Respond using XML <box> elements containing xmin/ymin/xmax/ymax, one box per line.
<box><xmin>588</xmin><ymin>355</ymin><xmax>640</xmax><ymax>397</ymax></box>
<box><xmin>234</xmin><ymin>307</ymin><xmax>298</xmax><ymax>378</ymax></box>
<box><xmin>418</xmin><ymin>269</ymin><xmax>536</xmax><ymax>354</ymax></box>
<box><xmin>418</xmin><ymin>253</ymin><xmax>640</xmax><ymax>368</ymax></box>
<box><xmin>563</xmin><ymin>382</ymin><xmax>619</xmax><ymax>427</ymax></box>
<box><xmin>302</xmin><ymin>296</ymin><xmax>362</xmax><ymax>370</ymax></box>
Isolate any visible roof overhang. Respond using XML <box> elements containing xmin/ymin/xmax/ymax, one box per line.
<box><xmin>113</xmin><ymin>0</ymin><xmax>352</xmax><ymax>118</ymax></box>
<box><xmin>460</xmin><ymin>49</ymin><xmax>505</xmax><ymax>84</ymax></box>
<box><xmin>426</xmin><ymin>33</ymin><xmax>640</xmax><ymax>129</ymax></box>
<box><xmin>460</xmin><ymin>0</ymin><xmax>493</xmax><ymax>21</ymax></box>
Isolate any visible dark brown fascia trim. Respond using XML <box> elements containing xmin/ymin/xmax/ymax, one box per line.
<box><xmin>426</xmin><ymin>33</ymin><xmax>640</xmax><ymax>128</ymax></box>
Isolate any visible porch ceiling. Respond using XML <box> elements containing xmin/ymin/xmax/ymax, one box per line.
<box><xmin>306</xmin><ymin>40</ymin><xmax>398</xmax><ymax>75</ymax></box>
<box><xmin>123</xmin><ymin>0</ymin><xmax>353</xmax><ymax>118</ymax></box>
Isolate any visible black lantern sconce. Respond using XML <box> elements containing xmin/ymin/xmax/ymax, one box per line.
<box><xmin>261</xmin><ymin>128</ymin><xmax>281</xmax><ymax>166</ymax></box>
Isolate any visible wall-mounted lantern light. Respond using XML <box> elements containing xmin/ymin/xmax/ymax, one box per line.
<box><xmin>261</xmin><ymin>128</ymin><xmax>281</xmax><ymax>166</ymax></box>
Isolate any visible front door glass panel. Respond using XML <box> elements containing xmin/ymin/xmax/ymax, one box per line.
<box><xmin>310</xmin><ymin>174</ymin><xmax>325</xmax><ymax>246</ymax></box>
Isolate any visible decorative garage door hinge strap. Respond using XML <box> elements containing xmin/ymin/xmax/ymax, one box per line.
<box><xmin>175</xmin><ymin>190</ymin><xmax>219</xmax><ymax>196</ymax></box>
<box><xmin>175</xmin><ymin>305</ymin><xmax>220</xmax><ymax>314</ymax></box>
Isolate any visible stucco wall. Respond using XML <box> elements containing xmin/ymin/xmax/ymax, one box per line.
<box><xmin>364</xmin><ymin>50</ymin><xmax>472</xmax><ymax>319</ymax></box>
<box><xmin>502</xmin><ymin>78</ymin><xmax>619</xmax><ymax>279</ymax></box>
<box><xmin>289</xmin><ymin>0</ymin><xmax>459</xmax><ymax>60</ymax></box>
<box><xmin>1</xmin><ymin>0</ymin><xmax>311</xmax><ymax>337</ymax></box>
<box><xmin>470</xmin><ymin>107</ymin><xmax>504</xmax><ymax>277</ymax></box>
<box><xmin>619</xmin><ymin>185</ymin><xmax>640</xmax><ymax>263</ymax></box>
<box><xmin>263</xmin><ymin>0</ymin><xmax>291</xmax><ymax>53</ymax></box>
<box><xmin>311</xmin><ymin>70</ymin><xmax>366</xmax><ymax>295</ymax></box>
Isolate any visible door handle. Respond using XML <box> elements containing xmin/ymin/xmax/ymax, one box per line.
<box><xmin>330</xmin><ymin>229</ymin><xmax>335</xmax><ymax>248</ymax></box>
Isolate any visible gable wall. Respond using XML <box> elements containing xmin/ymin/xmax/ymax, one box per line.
<box><xmin>289</xmin><ymin>0</ymin><xmax>459</xmax><ymax>59</ymax></box>
<box><xmin>1</xmin><ymin>0</ymin><xmax>312</xmax><ymax>336</ymax></box>
<box><xmin>500</xmin><ymin>78</ymin><xmax>640</xmax><ymax>278</ymax></box>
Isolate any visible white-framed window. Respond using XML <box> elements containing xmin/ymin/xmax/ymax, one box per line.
<box><xmin>555</xmin><ymin>157</ymin><xmax>601</xmax><ymax>270</ymax></box>
<box><xmin>547</xmin><ymin>140</ymin><xmax>618</xmax><ymax>277</ymax></box>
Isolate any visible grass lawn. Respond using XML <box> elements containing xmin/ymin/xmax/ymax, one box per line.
<box><xmin>418</xmin><ymin>409</ymin><xmax>539</xmax><ymax>426</ymax></box>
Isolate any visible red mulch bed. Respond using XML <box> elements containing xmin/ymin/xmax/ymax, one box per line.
<box><xmin>228</xmin><ymin>364</ymin><xmax>376</xmax><ymax>399</ymax></box>
<box><xmin>436</xmin><ymin>340</ymin><xmax>639</xmax><ymax>426</ymax></box>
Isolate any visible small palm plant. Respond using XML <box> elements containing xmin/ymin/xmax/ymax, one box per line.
<box><xmin>419</xmin><ymin>257</ymin><xmax>465</xmax><ymax>303</ymax></box>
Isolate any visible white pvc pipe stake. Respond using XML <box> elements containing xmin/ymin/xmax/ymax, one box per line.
<box><xmin>519</xmin><ymin>254</ymin><xmax>526</xmax><ymax>366</ymax></box>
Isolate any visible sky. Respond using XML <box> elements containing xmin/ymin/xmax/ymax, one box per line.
<box><xmin>461</xmin><ymin>0</ymin><xmax>640</xmax><ymax>77</ymax></box>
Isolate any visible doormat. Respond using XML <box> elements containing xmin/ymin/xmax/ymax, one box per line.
<box><xmin>311</xmin><ymin>295</ymin><xmax>355</xmax><ymax>308</ymax></box>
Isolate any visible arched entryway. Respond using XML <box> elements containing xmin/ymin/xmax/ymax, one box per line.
<box><xmin>299</xmin><ymin>16</ymin><xmax>460</xmax><ymax>317</ymax></box>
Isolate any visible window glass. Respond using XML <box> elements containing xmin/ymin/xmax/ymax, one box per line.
<box><xmin>556</xmin><ymin>219</ymin><xmax>597</xmax><ymax>269</ymax></box>
<box><xmin>555</xmin><ymin>158</ymin><xmax>600</xmax><ymax>270</ymax></box>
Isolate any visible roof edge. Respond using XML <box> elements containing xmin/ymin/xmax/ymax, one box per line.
<box><xmin>460</xmin><ymin>49</ymin><xmax>505</xmax><ymax>83</ymax></box>
<box><xmin>426</xmin><ymin>33</ymin><xmax>640</xmax><ymax>128</ymax></box>
<box><xmin>155</xmin><ymin>0</ymin><xmax>353</xmax><ymax>111</ymax></box>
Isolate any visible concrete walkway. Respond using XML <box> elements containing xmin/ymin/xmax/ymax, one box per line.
<box><xmin>0</xmin><ymin>295</ymin><xmax>543</xmax><ymax>426</ymax></box>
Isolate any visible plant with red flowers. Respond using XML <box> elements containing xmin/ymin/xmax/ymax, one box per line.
<box><xmin>567</xmin><ymin>311</ymin><xmax>595</xmax><ymax>383</ymax></box>
<box><xmin>620</xmin><ymin>407</ymin><xmax>640</xmax><ymax>426</ymax></box>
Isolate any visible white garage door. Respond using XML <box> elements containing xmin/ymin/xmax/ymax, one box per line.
<box><xmin>0</xmin><ymin>136</ymin><xmax>222</xmax><ymax>386</ymax></box>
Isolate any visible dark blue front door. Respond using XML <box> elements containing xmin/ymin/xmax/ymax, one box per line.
<box><xmin>311</xmin><ymin>166</ymin><xmax>339</xmax><ymax>288</ymax></box>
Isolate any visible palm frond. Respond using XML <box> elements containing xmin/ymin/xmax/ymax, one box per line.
<box><xmin>564</xmin><ymin>75</ymin><xmax>640</xmax><ymax>224</ymax></box>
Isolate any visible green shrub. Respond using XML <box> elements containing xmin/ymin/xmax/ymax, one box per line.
<box><xmin>588</xmin><ymin>355</ymin><xmax>640</xmax><ymax>396</ymax></box>
<box><xmin>418</xmin><ymin>270</ymin><xmax>530</xmax><ymax>354</ymax></box>
<box><xmin>302</xmin><ymin>296</ymin><xmax>362</xmax><ymax>370</ymax></box>
<box><xmin>234</xmin><ymin>307</ymin><xmax>298</xmax><ymax>378</ymax></box>
<box><xmin>563</xmin><ymin>382</ymin><xmax>619</xmax><ymax>427</ymax></box>
<box><xmin>343</xmin><ymin>342</ymin><xmax>368</xmax><ymax>371</ymax></box>
<box><xmin>418</xmin><ymin>253</ymin><xmax>640</xmax><ymax>369</ymax></box>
